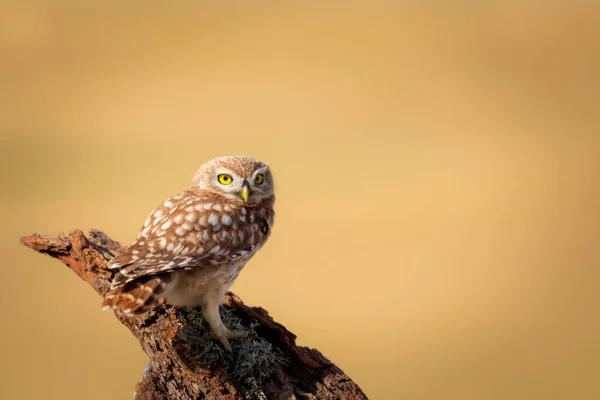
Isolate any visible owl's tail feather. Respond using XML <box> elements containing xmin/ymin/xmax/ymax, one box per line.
<box><xmin>101</xmin><ymin>276</ymin><xmax>169</xmax><ymax>314</ymax></box>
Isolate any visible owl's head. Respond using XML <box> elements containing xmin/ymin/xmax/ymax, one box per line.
<box><xmin>190</xmin><ymin>155</ymin><xmax>274</xmax><ymax>204</ymax></box>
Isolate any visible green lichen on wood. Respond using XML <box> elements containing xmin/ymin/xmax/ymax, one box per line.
<box><xmin>177</xmin><ymin>306</ymin><xmax>288</xmax><ymax>398</ymax></box>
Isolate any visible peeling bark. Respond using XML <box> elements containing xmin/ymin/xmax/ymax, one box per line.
<box><xmin>20</xmin><ymin>230</ymin><xmax>367</xmax><ymax>400</ymax></box>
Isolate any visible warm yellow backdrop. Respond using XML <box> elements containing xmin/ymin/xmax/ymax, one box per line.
<box><xmin>1</xmin><ymin>2</ymin><xmax>599</xmax><ymax>399</ymax></box>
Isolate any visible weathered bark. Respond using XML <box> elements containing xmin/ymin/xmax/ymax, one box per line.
<box><xmin>20</xmin><ymin>229</ymin><xmax>367</xmax><ymax>400</ymax></box>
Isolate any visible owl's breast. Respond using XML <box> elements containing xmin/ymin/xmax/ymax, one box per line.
<box><xmin>164</xmin><ymin>259</ymin><xmax>247</xmax><ymax>307</ymax></box>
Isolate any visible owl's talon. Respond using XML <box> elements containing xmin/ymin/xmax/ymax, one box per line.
<box><xmin>210</xmin><ymin>330</ymin><xmax>232</xmax><ymax>351</ymax></box>
<box><xmin>212</xmin><ymin>328</ymin><xmax>248</xmax><ymax>351</ymax></box>
<box><xmin>226</xmin><ymin>329</ymin><xmax>249</xmax><ymax>340</ymax></box>
<box><xmin>218</xmin><ymin>336</ymin><xmax>233</xmax><ymax>352</ymax></box>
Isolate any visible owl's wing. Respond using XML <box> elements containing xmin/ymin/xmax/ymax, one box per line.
<box><xmin>108</xmin><ymin>245</ymin><xmax>255</xmax><ymax>287</ymax></box>
<box><xmin>106</xmin><ymin>191</ymin><xmax>258</xmax><ymax>288</ymax></box>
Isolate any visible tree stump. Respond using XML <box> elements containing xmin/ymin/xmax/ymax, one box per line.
<box><xmin>20</xmin><ymin>229</ymin><xmax>367</xmax><ymax>400</ymax></box>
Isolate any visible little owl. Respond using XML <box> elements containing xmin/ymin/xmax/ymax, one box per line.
<box><xmin>102</xmin><ymin>155</ymin><xmax>275</xmax><ymax>351</ymax></box>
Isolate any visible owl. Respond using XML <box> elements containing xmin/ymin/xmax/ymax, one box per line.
<box><xmin>101</xmin><ymin>155</ymin><xmax>275</xmax><ymax>351</ymax></box>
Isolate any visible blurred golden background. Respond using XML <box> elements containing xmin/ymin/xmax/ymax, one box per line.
<box><xmin>1</xmin><ymin>1</ymin><xmax>599</xmax><ymax>399</ymax></box>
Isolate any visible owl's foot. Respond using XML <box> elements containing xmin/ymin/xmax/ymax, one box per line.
<box><xmin>201</xmin><ymin>301</ymin><xmax>249</xmax><ymax>351</ymax></box>
<box><xmin>212</xmin><ymin>327</ymin><xmax>249</xmax><ymax>352</ymax></box>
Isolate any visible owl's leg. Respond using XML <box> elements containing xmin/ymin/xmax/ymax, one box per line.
<box><xmin>201</xmin><ymin>302</ymin><xmax>230</xmax><ymax>351</ymax></box>
<box><xmin>201</xmin><ymin>300</ymin><xmax>248</xmax><ymax>352</ymax></box>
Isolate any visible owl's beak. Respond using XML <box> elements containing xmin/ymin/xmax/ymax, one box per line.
<box><xmin>240</xmin><ymin>183</ymin><xmax>250</xmax><ymax>203</ymax></box>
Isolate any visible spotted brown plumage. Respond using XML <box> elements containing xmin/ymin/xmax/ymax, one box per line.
<box><xmin>102</xmin><ymin>156</ymin><xmax>275</xmax><ymax>351</ymax></box>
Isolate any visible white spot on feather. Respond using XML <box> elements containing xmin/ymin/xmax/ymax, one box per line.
<box><xmin>162</xmin><ymin>261</ymin><xmax>175</xmax><ymax>270</ymax></box>
<box><xmin>208</xmin><ymin>213</ymin><xmax>219</xmax><ymax>226</ymax></box>
<box><xmin>161</xmin><ymin>221</ymin><xmax>172</xmax><ymax>230</ymax></box>
<box><xmin>222</xmin><ymin>215</ymin><xmax>232</xmax><ymax>226</ymax></box>
<box><xmin>185</xmin><ymin>213</ymin><xmax>196</xmax><ymax>222</ymax></box>
<box><xmin>173</xmin><ymin>244</ymin><xmax>183</xmax><ymax>254</ymax></box>
<box><xmin>198</xmin><ymin>215</ymin><xmax>207</xmax><ymax>227</ymax></box>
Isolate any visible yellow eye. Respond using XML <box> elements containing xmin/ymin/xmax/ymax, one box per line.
<box><xmin>254</xmin><ymin>173</ymin><xmax>264</xmax><ymax>184</ymax></box>
<box><xmin>218</xmin><ymin>174</ymin><xmax>233</xmax><ymax>185</ymax></box>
